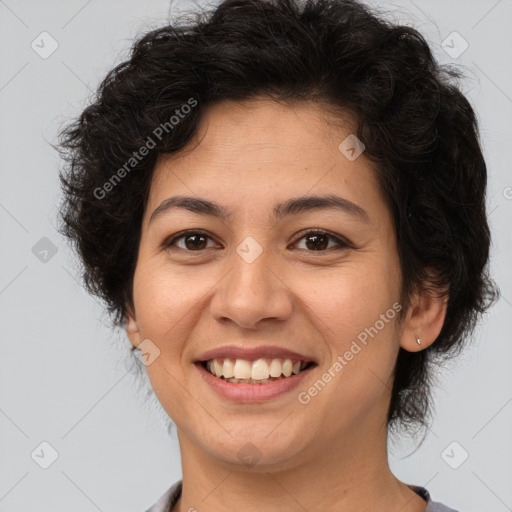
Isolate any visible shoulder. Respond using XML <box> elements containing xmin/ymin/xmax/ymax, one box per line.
<box><xmin>409</xmin><ymin>485</ymin><xmax>461</xmax><ymax>512</ymax></box>
<box><xmin>144</xmin><ymin>480</ymin><xmax>182</xmax><ymax>512</ymax></box>
<box><xmin>426</xmin><ymin>502</ymin><xmax>461</xmax><ymax>512</ymax></box>
<box><xmin>145</xmin><ymin>481</ymin><xmax>461</xmax><ymax>512</ymax></box>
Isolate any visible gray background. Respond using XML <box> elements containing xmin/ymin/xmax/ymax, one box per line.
<box><xmin>1</xmin><ymin>0</ymin><xmax>511</xmax><ymax>511</ymax></box>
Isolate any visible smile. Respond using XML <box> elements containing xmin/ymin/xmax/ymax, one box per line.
<box><xmin>195</xmin><ymin>359</ymin><xmax>318</xmax><ymax>402</ymax></box>
<box><xmin>203</xmin><ymin>357</ymin><xmax>314</xmax><ymax>383</ymax></box>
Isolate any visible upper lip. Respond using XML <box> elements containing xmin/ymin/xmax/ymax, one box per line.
<box><xmin>195</xmin><ymin>345</ymin><xmax>317</xmax><ymax>364</ymax></box>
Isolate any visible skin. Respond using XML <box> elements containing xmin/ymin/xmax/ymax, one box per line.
<box><xmin>125</xmin><ymin>97</ymin><xmax>447</xmax><ymax>512</ymax></box>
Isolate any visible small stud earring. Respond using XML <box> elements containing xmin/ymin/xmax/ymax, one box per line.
<box><xmin>416</xmin><ymin>337</ymin><xmax>422</xmax><ymax>345</ymax></box>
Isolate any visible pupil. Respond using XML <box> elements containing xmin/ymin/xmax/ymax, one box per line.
<box><xmin>186</xmin><ymin>234</ymin><xmax>207</xmax><ymax>250</ymax></box>
<box><xmin>185</xmin><ymin>233</ymin><xmax>329</xmax><ymax>251</ymax></box>
<box><xmin>306</xmin><ymin>234</ymin><xmax>328</xmax><ymax>250</ymax></box>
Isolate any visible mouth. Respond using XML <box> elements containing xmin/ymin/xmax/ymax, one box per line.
<box><xmin>197</xmin><ymin>357</ymin><xmax>318</xmax><ymax>384</ymax></box>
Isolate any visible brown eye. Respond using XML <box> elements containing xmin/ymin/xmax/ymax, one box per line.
<box><xmin>164</xmin><ymin>231</ymin><xmax>216</xmax><ymax>251</ymax></box>
<box><xmin>164</xmin><ymin>229</ymin><xmax>350</xmax><ymax>253</ymax></box>
<box><xmin>294</xmin><ymin>230</ymin><xmax>350</xmax><ymax>252</ymax></box>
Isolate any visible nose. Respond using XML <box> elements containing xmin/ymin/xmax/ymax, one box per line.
<box><xmin>209</xmin><ymin>245</ymin><xmax>293</xmax><ymax>329</ymax></box>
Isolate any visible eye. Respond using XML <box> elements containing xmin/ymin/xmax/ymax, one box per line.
<box><xmin>292</xmin><ymin>229</ymin><xmax>351</xmax><ymax>252</ymax></box>
<box><xmin>163</xmin><ymin>229</ymin><xmax>351</xmax><ymax>253</ymax></box>
<box><xmin>163</xmin><ymin>230</ymin><xmax>218</xmax><ymax>251</ymax></box>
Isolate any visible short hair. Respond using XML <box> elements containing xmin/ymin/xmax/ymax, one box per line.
<box><xmin>57</xmin><ymin>0</ymin><xmax>499</xmax><ymax>435</ymax></box>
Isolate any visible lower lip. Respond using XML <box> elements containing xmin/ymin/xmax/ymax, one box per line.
<box><xmin>195</xmin><ymin>362</ymin><xmax>316</xmax><ymax>402</ymax></box>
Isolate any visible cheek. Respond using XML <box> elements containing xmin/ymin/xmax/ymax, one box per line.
<box><xmin>300</xmin><ymin>260</ymin><xmax>400</xmax><ymax>342</ymax></box>
<box><xmin>133</xmin><ymin>260</ymin><xmax>200</xmax><ymax>328</ymax></box>
<box><xmin>299</xmin><ymin>258</ymin><xmax>401</xmax><ymax>399</ymax></box>
<box><xmin>131</xmin><ymin>265</ymin><xmax>197</xmax><ymax>411</ymax></box>
<box><xmin>297</xmin><ymin>267</ymin><xmax>400</xmax><ymax>418</ymax></box>
<box><xmin>130</xmin><ymin>265</ymin><xmax>198</xmax><ymax>388</ymax></box>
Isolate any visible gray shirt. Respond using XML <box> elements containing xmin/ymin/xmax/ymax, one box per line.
<box><xmin>144</xmin><ymin>480</ymin><xmax>460</xmax><ymax>512</ymax></box>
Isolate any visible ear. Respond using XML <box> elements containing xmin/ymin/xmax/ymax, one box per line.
<box><xmin>399</xmin><ymin>277</ymin><xmax>449</xmax><ymax>353</ymax></box>
<box><xmin>125</xmin><ymin>305</ymin><xmax>142</xmax><ymax>349</ymax></box>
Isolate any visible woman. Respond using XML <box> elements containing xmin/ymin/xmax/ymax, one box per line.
<box><xmin>57</xmin><ymin>0</ymin><xmax>499</xmax><ymax>510</ymax></box>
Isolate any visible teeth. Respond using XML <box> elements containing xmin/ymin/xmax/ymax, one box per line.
<box><xmin>234</xmin><ymin>359</ymin><xmax>251</xmax><ymax>379</ymax></box>
<box><xmin>282</xmin><ymin>359</ymin><xmax>293</xmax><ymax>377</ymax></box>
<box><xmin>251</xmin><ymin>359</ymin><xmax>270</xmax><ymax>380</ymax></box>
<box><xmin>205</xmin><ymin>357</ymin><xmax>308</xmax><ymax>381</ymax></box>
<box><xmin>222</xmin><ymin>358</ymin><xmax>234</xmax><ymax>378</ymax></box>
<box><xmin>213</xmin><ymin>359</ymin><xmax>225</xmax><ymax>377</ymax></box>
<box><xmin>269</xmin><ymin>359</ymin><xmax>283</xmax><ymax>377</ymax></box>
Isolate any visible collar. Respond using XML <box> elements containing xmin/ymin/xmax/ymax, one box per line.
<box><xmin>146</xmin><ymin>480</ymin><xmax>435</xmax><ymax>512</ymax></box>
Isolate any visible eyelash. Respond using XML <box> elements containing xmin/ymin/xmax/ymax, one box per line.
<box><xmin>163</xmin><ymin>229</ymin><xmax>351</xmax><ymax>254</ymax></box>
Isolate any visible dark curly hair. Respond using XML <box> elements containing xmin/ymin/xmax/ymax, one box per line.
<box><xmin>57</xmin><ymin>0</ymin><xmax>499</xmax><ymax>435</ymax></box>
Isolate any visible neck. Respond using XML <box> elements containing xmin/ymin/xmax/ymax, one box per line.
<box><xmin>171</xmin><ymin>421</ymin><xmax>427</xmax><ymax>512</ymax></box>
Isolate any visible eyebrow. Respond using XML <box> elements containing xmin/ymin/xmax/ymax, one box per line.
<box><xmin>149</xmin><ymin>194</ymin><xmax>370</xmax><ymax>224</ymax></box>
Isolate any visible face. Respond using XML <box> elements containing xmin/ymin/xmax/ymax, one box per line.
<box><xmin>126</xmin><ymin>98</ymin><xmax>413</xmax><ymax>470</ymax></box>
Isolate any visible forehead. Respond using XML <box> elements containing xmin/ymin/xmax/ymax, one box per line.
<box><xmin>179</xmin><ymin>97</ymin><xmax>356</xmax><ymax>156</ymax></box>
<box><xmin>144</xmin><ymin>98</ymin><xmax>387</xmax><ymax>229</ymax></box>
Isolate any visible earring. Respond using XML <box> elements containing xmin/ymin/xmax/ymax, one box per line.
<box><xmin>416</xmin><ymin>337</ymin><xmax>422</xmax><ymax>345</ymax></box>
